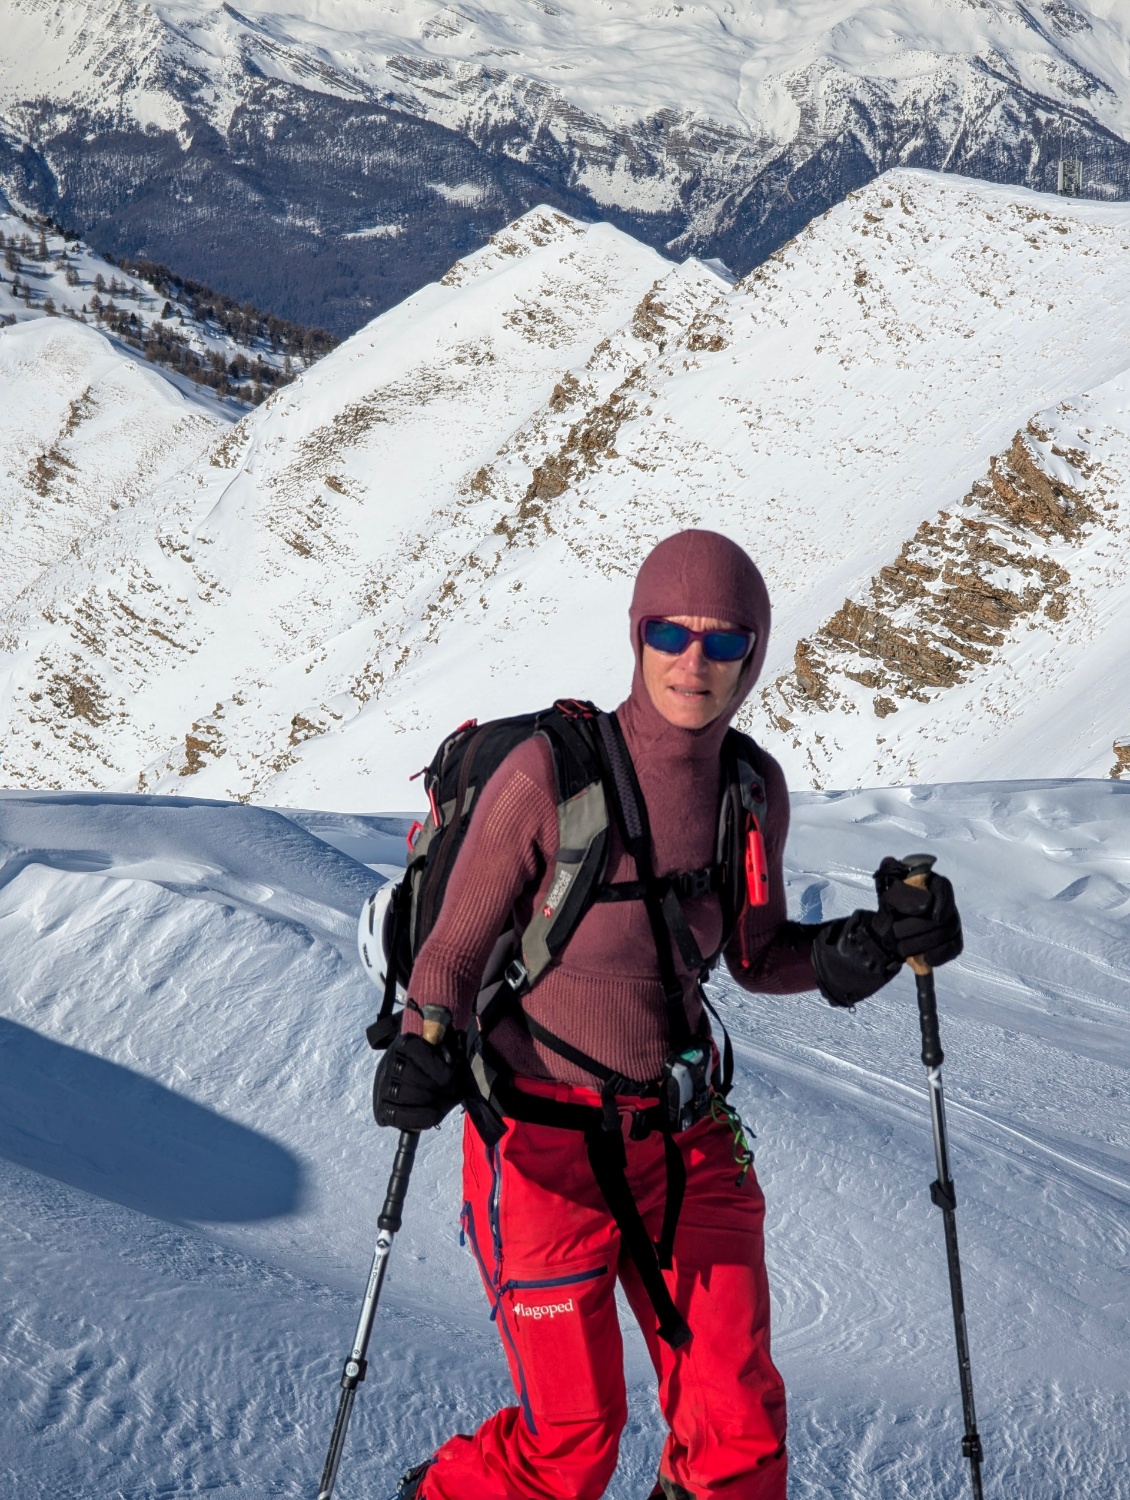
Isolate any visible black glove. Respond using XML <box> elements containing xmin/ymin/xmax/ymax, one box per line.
<box><xmin>811</xmin><ymin>910</ymin><xmax>903</xmax><ymax>1007</ymax></box>
<box><xmin>373</xmin><ymin>1031</ymin><xmax>466</xmax><ymax>1131</ymax></box>
<box><xmin>873</xmin><ymin>857</ymin><xmax>963</xmax><ymax>968</ymax></box>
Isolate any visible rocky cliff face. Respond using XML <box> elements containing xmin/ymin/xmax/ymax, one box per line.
<box><xmin>2</xmin><ymin>0</ymin><xmax>1128</xmax><ymax>332</ymax></box>
<box><xmin>765</xmin><ymin>420</ymin><xmax>1117</xmax><ymax>777</ymax></box>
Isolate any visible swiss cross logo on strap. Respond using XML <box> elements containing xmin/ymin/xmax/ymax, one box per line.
<box><xmin>541</xmin><ymin>868</ymin><xmax>573</xmax><ymax>920</ymax></box>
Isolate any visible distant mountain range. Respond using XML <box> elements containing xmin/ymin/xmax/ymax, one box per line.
<box><xmin>1</xmin><ymin>0</ymin><xmax>1128</xmax><ymax>333</ymax></box>
<box><xmin>2</xmin><ymin>168</ymin><xmax>1128</xmax><ymax>805</ymax></box>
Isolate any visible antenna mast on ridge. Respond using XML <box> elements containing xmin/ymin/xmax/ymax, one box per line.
<box><xmin>1056</xmin><ymin>121</ymin><xmax>1082</xmax><ymax>197</ymax></box>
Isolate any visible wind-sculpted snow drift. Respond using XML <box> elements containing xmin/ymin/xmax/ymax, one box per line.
<box><xmin>0</xmin><ymin>779</ymin><xmax>1126</xmax><ymax>1496</ymax></box>
<box><xmin>1</xmin><ymin>0</ymin><xmax>1129</xmax><ymax>329</ymax></box>
<box><xmin>1</xmin><ymin>169</ymin><xmax>1128</xmax><ymax>804</ymax></box>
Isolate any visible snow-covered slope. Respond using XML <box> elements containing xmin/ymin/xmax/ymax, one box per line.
<box><xmin>1</xmin><ymin>778</ymin><xmax>1126</xmax><ymax>1496</ymax></box>
<box><xmin>0</xmin><ymin>198</ymin><xmax>330</xmax><ymax>409</ymax></box>
<box><xmin>0</xmin><ymin>204</ymin><xmax>682</xmax><ymax>801</ymax></box>
<box><xmin>0</xmin><ymin>317</ymin><xmax>218</xmax><ymax>616</ymax></box>
<box><xmin>2</xmin><ymin>0</ymin><xmax>1128</xmax><ymax>330</ymax></box>
<box><xmin>766</xmin><ymin>362</ymin><xmax>1130</xmax><ymax>787</ymax></box>
<box><xmin>1</xmin><ymin>170</ymin><xmax>1127</xmax><ymax>804</ymax></box>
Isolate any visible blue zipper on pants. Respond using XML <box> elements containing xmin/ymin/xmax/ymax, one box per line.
<box><xmin>501</xmin><ymin>1266</ymin><xmax>607</xmax><ymax>1292</ymax></box>
<box><xmin>461</xmin><ymin>1143</ymin><xmax>611</xmax><ymax>1435</ymax></box>
<box><xmin>461</xmin><ymin>1193</ymin><xmax>538</xmax><ymax>1434</ymax></box>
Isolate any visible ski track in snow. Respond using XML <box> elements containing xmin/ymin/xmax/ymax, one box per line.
<box><xmin>0</xmin><ymin>779</ymin><xmax>1127</xmax><ymax>1497</ymax></box>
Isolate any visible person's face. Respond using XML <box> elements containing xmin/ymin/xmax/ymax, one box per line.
<box><xmin>640</xmin><ymin>615</ymin><xmax>747</xmax><ymax>730</ymax></box>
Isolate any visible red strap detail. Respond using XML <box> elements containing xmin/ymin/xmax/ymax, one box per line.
<box><xmin>406</xmin><ymin>819</ymin><xmax>425</xmax><ymax>853</ymax></box>
<box><xmin>452</xmin><ymin>717</ymin><xmax>478</xmax><ymax>734</ymax></box>
<box><xmin>426</xmin><ymin>783</ymin><xmax>441</xmax><ymax>826</ymax></box>
<box><xmin>555</xmin><ymin>697</ymin><xmax>596</xmax><ymax>720</ymax></box>
<box><xmin>745</xmin><ymin>816</ymin><xmax>769</xmax><ymax>908</ymax></box>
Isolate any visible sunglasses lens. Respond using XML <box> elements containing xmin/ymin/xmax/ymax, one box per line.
<box><xmin>643</xmin><ymin>619</ymin><xmax>693</xmax><ymax>655</ymax></box>
<box><xmin>643</xmin><ymin>618</ymin><xmax>754</xmax><ymax>661</ymax></box>
<box><xmin>703</xmin><ymin>631</ymin><xmax>754</xmax><ymax>662</ymax></box>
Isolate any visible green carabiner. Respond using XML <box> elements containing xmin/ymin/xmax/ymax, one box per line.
<box><xmin>709</xmin><ymin>1094</ymin><xmax>754</xmax><ymax>1184</ymax></box>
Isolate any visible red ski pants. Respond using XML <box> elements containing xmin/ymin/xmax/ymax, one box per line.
<box><xmin>421</xmin><ymin>1101</ymin><xmax>787</xmax><ymax>1500</ymax></box>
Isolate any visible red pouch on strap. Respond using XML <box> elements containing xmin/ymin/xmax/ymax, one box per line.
<box><xmin>745</xmin><ymin>816</ymin><xmax>769</xmax><ymax>908</ymax></box>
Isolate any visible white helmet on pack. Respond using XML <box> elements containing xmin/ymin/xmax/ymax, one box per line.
<box><xmin>357</xmin><ymin>882</ymin><xmax>395</xmax><ymax>989</ymax></box>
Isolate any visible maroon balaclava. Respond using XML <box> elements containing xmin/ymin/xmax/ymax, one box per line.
<box><xmin>616</xmin><ymin>529</ymin><xmax>771</xmax><ymax>873</ymax></box>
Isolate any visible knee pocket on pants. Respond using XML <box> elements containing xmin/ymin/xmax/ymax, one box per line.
<box><xmin>501</xmin><ymin>1266</ymin><xmax>623</xmax><ymax>1423</ymax></box>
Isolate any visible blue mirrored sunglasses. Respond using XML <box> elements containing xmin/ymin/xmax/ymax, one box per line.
<box><xmin>641</xmin><ymin>617</ymin><xmax>755</xmax><ymax>663</ymax></box>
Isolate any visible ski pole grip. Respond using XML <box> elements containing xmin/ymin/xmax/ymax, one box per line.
<box><xmin>901</xmin><ymin>853</ymin><xmax>944</xmax><ymax>1068</ymax></box>
<box><xmin>421</xmin><ymin>1004</ymin><xmax>450</xmax><ymax>1046</ymax></box>
<box><xmin>901</xmin><ymin>853</ymin><xmax>936</xmax><ymax>978</ymax></box>
<box><xmin>378</xmin><ymin>1130</ymin><xmax>420</xmax><ymax>1233</ymax></box>
<box><xmin>914</xmin><ymin>969</ymin><xmax>944</xmax><ymax>1069</ymax></box>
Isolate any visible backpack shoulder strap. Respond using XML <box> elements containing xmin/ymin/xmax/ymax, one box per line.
<box><xmin>718</xmin><ymin>728</ymin><xmax>770</xmax><ymax>948</ymax></box>
<box><xmin>515</xmin><ymin>702</ymin><xmax>611</xmax><ymax>987</ymax></box>
<box><xmin>593</xmin><ymin>710</ymin><xmax>698</xmax><ymax>1052</ymax></box>
<box><xmin>474</xmin><ymin>702</ymin><xmax>651</xmax><ymax>1092</ymax></box>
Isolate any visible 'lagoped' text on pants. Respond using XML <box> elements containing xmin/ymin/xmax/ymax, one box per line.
<box><xmin>420</xmin><ymin>1102</ymin><xmax>787</xmax><ymax>1500</ymax></box>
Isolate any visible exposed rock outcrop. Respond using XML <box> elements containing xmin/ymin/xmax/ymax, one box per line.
<box><xmin>764</xmin><ymin>423</ymin><xmax>1108</xmax><ymax>727</ymax></box>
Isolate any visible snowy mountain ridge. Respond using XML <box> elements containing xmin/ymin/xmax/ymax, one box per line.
<box><xmin>7</xmin><ymin>0</ymin><xmax>1130</xmax><ymax>149</ymax></box>
<box><xmin>0</xmin><ymin>199</ymin><xmax>325</xmax><ymax>412</ymax></box>
<box><xmin>3</xmin><ymin>0</ymin><xmax>1129</xmax><ymax>331</ymax></box>
<box><xmin>1</xmin><ymin>167</ymin><xmax>1128</xmax><ymax>806</ymax></box>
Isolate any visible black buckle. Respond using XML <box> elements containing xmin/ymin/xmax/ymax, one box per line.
<box><xmin>503</xmin><ymin>957</ymin><xmax>529</xmax><ymax>992</ymax></box>
<box><xmin>629</xmin><ymin>1107</ymin><xmax>662</xmax><ymax>1141</ymax></box>
<box><xmin>672</xmin><ymin>867</ymin><xmax>714</xmax><ymax>901</ymax></box>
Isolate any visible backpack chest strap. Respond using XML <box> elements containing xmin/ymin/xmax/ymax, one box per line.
<box><xmin>594</xmin><ymin>712</ymin><xmax>705</xmax><ymax>1051</ymax></box>
<box><xmin>596</xmin><ymin>863</ymin><xmax>727</xmax><ymax>904</ymax></box>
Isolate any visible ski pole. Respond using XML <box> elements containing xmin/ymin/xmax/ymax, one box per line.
<box><xmin>316</xmin><ymin>1128</ymin><xmax>419</xmax><ymax>1499</ymax></box>
<box><xmin>316</xmin><ymin>1010</ymin><xmax>447</xmax><ymax>1500</ymax></box>
<box><xmin>902</xmin><ymin>853</ymin><xmax>985</xmax><ymax>1500</ymax></box>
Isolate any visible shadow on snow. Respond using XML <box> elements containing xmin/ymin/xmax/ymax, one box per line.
<box><xmin>0</xmin><ymin>1017</ymin><xmax>304</xmax><ymax>1222</ymax></box>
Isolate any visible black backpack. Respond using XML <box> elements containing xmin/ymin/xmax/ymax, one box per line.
<box><xmin>360</xmin><ymin>697</ymin><xmax>769</xmax><ymax>1347</ymax></box>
